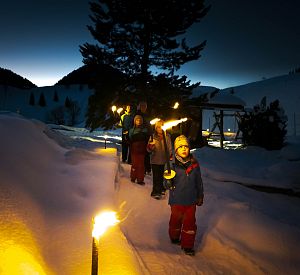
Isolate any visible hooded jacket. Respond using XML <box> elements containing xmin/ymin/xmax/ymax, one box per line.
<box><xmin>168</xmin><ymin>155</ymin><xmax>204</xmax><ymax>206</ymax></box>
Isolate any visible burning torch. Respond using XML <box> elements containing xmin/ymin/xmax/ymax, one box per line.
<box><xmin>149</xmin><ymin>118</ymin><xmax>161</xmax><ymax>142</ymax></box>
<box><xmin>91</xmin><ymin>211</ymin><xmax>120</xmax><ymax>275</ymax></box>
<box><xmin>162</xmin><ymin>118</ymin><xmax>187</xmax><ymax>180</ymax></box>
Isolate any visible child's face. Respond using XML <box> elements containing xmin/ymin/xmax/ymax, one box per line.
<box><xmin>155</xmin><ymin>122</ymin><xmax>163</xmax><ymax>134</ymax></box>
<box><xmin>177</xmin><ymin>145</ymin><xmax>190</xmax><ymax>159</ymax></box>
<box><xmin>135</xmin><ymin>118</ymin><xmax>142</xmax><ymax>126</ymax></box>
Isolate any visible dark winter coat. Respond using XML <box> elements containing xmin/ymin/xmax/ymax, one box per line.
<box><xmin>168</xmin><ymin>155</ymin><xmax>204</xmax><ymax>206</ymax></box>
<box><xmin>120</xmin><ymin>111</ymin><xmax>133</xmax><ymax>132</ymax></box>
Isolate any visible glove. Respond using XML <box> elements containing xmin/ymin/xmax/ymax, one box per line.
<box><xmin>146</xmin><ymin>143</ymin><xmax>155</xmax><ymax>152</ymax></box>
<box><xmin>196</xmin><ymin>195</ymin><xmax>204</xmax><ymax>206</ymax></box>
<box><xmin>163</xmin><ymin>179</ymin><xmax>175</xmax><ymax>190</ymax></box>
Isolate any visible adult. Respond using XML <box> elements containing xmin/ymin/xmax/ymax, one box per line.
<box><xmin>120</xmin><ymin>104</ymin><xmax>133</xmax><ymax>163</ymax></box>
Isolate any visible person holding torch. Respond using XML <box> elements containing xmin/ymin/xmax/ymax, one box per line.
<box><xmin>164</xmin><ymin>135</ymin><xmax>204</xmax><ymax>256</ymax></box>
<box><xmin>146</xmin><ymin>120</ymin><xmax>172</xmax><ymax>200</ymax></box>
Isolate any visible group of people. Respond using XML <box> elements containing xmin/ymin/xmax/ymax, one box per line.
<box><xmin>119</xmin><ymin>101</ymin><xmax>204</xmax><ymax>256</ymax></box>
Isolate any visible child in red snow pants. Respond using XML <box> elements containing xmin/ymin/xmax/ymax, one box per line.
<box><xmin>169</xmin><ymin>204</ymin><xmax>197</xmax><ymax>248</ymax></box>
<box><xmin>130</xmin><ymin>140</ymin><xmax>147</xmax><ymax>183</ymax></box>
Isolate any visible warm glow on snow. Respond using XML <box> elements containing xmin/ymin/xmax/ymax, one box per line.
<box><xmin>0</xmin><ymin>245</ymin><xmax>48</xmax><ymax>275</ymax></box>
<box><xmin>92</xmin><ymin>211</ymin><xmax>120</xmax><ymax>240</ymax></box>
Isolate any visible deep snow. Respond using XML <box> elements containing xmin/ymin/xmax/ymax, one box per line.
<box><xmin>1</xmin><ymin>113</ymin><xmax>300</xmax><ymax>274</ymax></box>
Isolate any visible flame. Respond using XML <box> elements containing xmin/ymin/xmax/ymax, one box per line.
<box><xmin>150</xmin><ymin>118</ymin><xmax>161</xmax><ymax>125</ymax></box>
<box><xmin>92</xmin><ymin>211</ymin><xmax>120</xmax><ymax>239</ymax></box>
<box><xmin>173</xmin><ymin>102</ymin><xmax>179</xmax><ymax>109</ymax></box>
<box><xmin>111</xmin><ymin>106</ymin><xmax>117</xmax><ymax>112</ymax></box>
<box><xmin>162</xmin><ymin>118</ymin><xmax>187</xmax><ymax>131</ymax></box>
<box><xmin>117</xmin><ymin>107</ymin><xmax>123</xmax><ymax>114</ymax></box>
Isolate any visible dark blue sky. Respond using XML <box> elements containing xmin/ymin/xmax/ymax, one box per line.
<box><xmin>1</xmin><ymin>0</ymin><xmax>299</xmax><ymax>88</ymax></box>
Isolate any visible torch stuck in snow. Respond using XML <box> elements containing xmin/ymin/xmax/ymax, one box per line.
<box><xmin>91</xmin><ymin>211</ymin><xmax>120</xmax><ymax>275</ymax></box>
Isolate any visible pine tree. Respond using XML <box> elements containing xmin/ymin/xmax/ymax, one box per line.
<box><xmin>80</xmin><ymin>0</ymin><xmax>210</xmax><ymax>85</ymax></box>
<box><xmin>29</xmin><ymin>92</ymin><xmax>35</xmax><ymax>106</ymax></box>
<box><xmin>38</xmin><ymin>92</ymin><xmax>46</xmax><ymax>107</ymax></box>
<box><xmin>81</xmin><ymin>0</ymin><xmax>210</xmax><ymax>130</ymax></box>
<box><xmin>239</xmin><ymin>99</ymin><xmax>287</xmax><ymax>150</ymax></box>
<box><xmin>53</xmin><ymin>90</ymin><xmax>59</xmax><ymax>102</ymax></box>
<box><xmin>65</xmin><ymin>96</ymin><xmax>71</xmax><ymax>108</ymax></box>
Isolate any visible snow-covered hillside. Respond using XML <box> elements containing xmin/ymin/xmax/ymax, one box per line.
<box><xmin>220</xmin><ymin>74</ymin><xmax>300</xmax><ymax>135</ymax></box>
<box><xmin>0</xmin><ymin>84</ymin><xmax>92</xmax><ymax>126</ymax></box>
<box><xmin>1</xmin><ymin>73</ymin><xmax>299</xmax><ymax>135</ymax></box>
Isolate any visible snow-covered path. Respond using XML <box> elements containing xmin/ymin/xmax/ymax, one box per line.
<box><xmin>1</xmin><ymin>114</ymin><xmax>300</xmax><ymax>274</ymax></box>
<box><xmin>116</xmin><ymin>161</ymin><xmax>300</xmax><ymax>275</ymax></box>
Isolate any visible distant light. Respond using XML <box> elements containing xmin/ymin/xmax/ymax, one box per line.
<box><xmin>117</xmin><ymin>108</ymin><xmax>123</xmax><ymax>114</ymax></box>
<box><xmin>228</xmin><ymin>128</ymin><xmax>231</xmax><ymax>132</ymax></box>
<box><xmin>173</xmin><ymin>102</ymin><xmax>179</xmax><ymax>109</ymax></box>
<box><xmin>111</xmin><ymin>106</ymin><xmax>117</xmax><ymax>112</ymax></box>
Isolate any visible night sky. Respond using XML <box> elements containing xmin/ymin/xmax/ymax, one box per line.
<box><xmin>1</xmin><ymin>0</ymin><xmax>299</xmax><ymax>88</ymax></box>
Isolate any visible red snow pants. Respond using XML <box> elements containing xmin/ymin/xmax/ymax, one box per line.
<box><xmin>169</xmin><ymin>204</ymin><xmax>197</xmax><ymax>249</ymax></box>
<box><xmin>130</xmin><ymin>140</ymin><xmax>146</xmax><ymax>183</ymax></box>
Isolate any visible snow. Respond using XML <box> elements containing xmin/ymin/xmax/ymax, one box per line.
<box><xmin>1</xmin><ymin>112</ymin><xmax>300</xmax><ymax>274</ymax></box>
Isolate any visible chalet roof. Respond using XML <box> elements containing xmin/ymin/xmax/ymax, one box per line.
<box><xmin>198</xmin><ymin>92</ymin><xmax>246</xmax><ymax>111</ymax></box>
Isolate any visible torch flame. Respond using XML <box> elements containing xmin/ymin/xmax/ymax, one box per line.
<box><xmin>173</xmin><ymin>102</ymin><xmax>179</xmax><ymax>109</ymax></box>
<box><xmin>92</xmin><ymin>211</ymin><xmax>120</xmax><ymax>239</ymax></box>
<box><xmin>162</xmin><ymin>118</ymin><xmax>187</xmax><ymax>131</ymax></box>
<box><xmin>150</xmin><ymin>118</ymin><xmax>161</xmax><ymax>125</ymax></box>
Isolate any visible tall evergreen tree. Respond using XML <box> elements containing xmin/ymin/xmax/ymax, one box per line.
<box><xmin>53</xmin><ymin>90</ymin><xmax>59</xmax><ymax>102</ymax></box>
<box><xmin>80</xmin><ymin>0</ymin><xmax>210</xmax><ymax>86</ymax></box>
<box><xmin>38</xmin><ymin>92</ymin><xmax>46</xmax><ymax>107</ymax></box>
<box><xmin>29</xmin><ymin>92</ymin><xmax>35</xmax><ymax>106</ymax></box>
<box><xmin>80</xmin><ymin>0</ymin><xmax>210</xmax><ymax>130</ymax></box>
<box><xmin>65</xmin><ymin>96</ymin><xmax>71</xmax><ymax>108</ymax></box>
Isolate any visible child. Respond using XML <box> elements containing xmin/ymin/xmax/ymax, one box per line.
<box><xmin>147</xmin><ymin>120</ymin><xmax>172</xmax><ymax>199</ymax></box>
<box><xmin>164</xmin><ymin>135</ymin><xmax>204</xmax><ymax>256</ymax></box>
<box><xmin>129</xmin><ymin>115</ymin><xmax>148</xmax><ymax>185</ymax></box>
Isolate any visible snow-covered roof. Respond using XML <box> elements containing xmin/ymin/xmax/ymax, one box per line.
<box><xmin>208</xmin><ymin>92</ymin><xmax>246</xmax><ymax>106</ymax></box>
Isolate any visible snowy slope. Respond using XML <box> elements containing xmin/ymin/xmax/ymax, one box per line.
<box><xmin>220</xmin><ymin>74</ymin><xmax>300</xmax><ymax>135</ymax></box>
<box><xmin>1</xmin><ymin>113</ymin><xmax>300</xmax><ymax>274</ymax></box>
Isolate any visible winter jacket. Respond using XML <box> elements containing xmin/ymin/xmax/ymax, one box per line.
<box><xmin>129</xmin><ymin>126</ymin><xmax>148</xmax><ymax>143</ymax></box>
<box><xmin>120</xmin><ymin>111</ymin><xmax>133</xmax><ymax>132</ymax></box>
<box><xmin>147</xmin><ymin>133</ymin><xmax>172</xmax><ymax>165</ymax></box>
<box><xmin>168</xmin><ymin>155</ymin><xmax>204</xmax><ymax>206</ymax></box>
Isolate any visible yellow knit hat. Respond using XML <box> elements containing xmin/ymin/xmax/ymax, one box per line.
<box><xmin>174</xmin><ymin>135</ymin><xmax>189</xmax><ymax>152</ymax></box>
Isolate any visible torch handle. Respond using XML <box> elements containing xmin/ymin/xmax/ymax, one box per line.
<box><xmin>91</xmin><ymin>237</ymin><xmax>99</xmax><ymax>275</ymax></box>
<box><xmin>162</xmin><ymin>130</ymin><xmax>171</xmax><ymax>174</ymax></box>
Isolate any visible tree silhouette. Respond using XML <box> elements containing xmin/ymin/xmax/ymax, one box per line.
<box><xmin>38</xmin><ymin>92</ymin><xmax>46</xmax><ymax>107</ymax></box>
<box><xmin>29</xmin><ymin>92</ymin><xmax>35</xmax><ymax>106</ymax></box>
<box><xmin>64</xmin><ymin>96</ymin><xmax>71</xmax><ymax>108</ymax></box>
<box><xmin>80</xmin><ymin>0</ymin><xmax>210</xmax><ymax>86</ymax></box>
<box><xmin>81</xmin><ymin>0</ymin><xmax>210</xmax><ymax>130</ymax></box>
<box><xmin>53</xmin><ymin>90</ymin><xmax>59</xmax><ymax>102</ymax></box>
